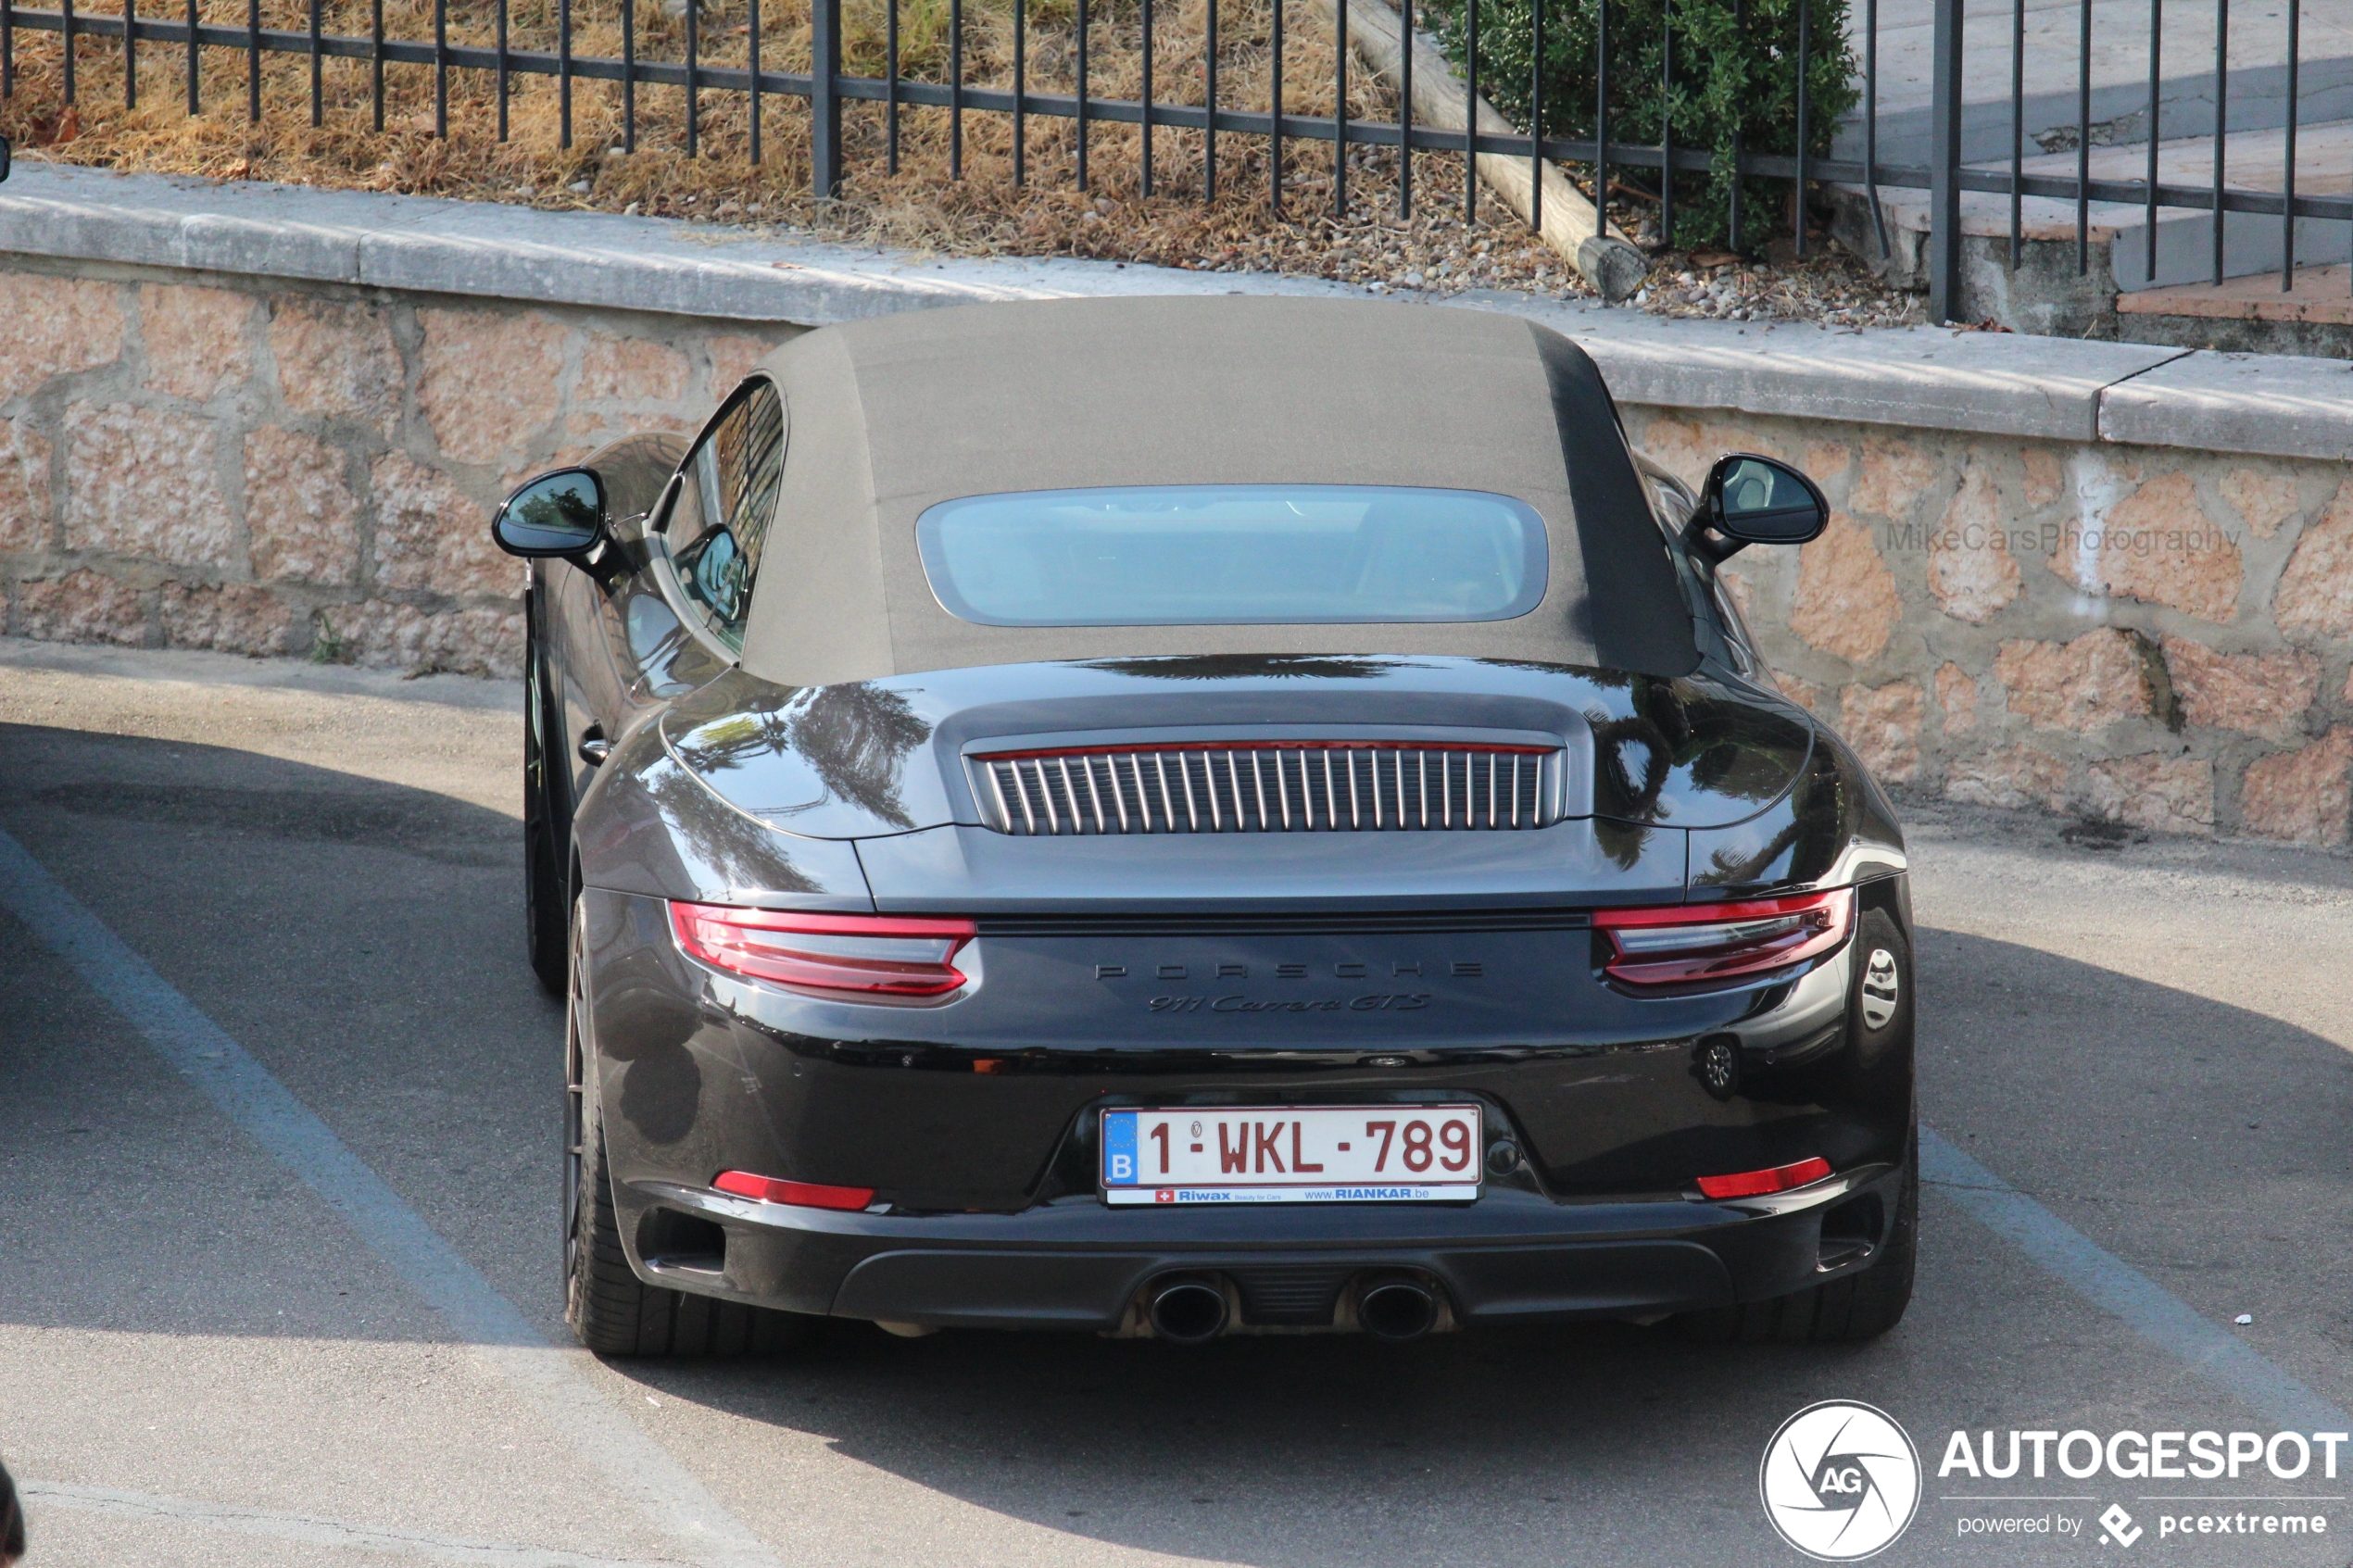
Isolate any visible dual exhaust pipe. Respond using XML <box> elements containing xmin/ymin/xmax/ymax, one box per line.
<box><xmin>1144</xmin><ymin>1272</ymin><xmax>1443</xmax><ymax>1344</ymax></box>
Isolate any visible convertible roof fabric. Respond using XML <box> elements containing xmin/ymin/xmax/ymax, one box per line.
<box><xmin>736</xmin><ymin>295</ymin><xmax>1701</xmax><ymax>684</ymax></box>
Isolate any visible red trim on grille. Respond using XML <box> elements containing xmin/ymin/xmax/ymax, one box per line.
<box><xmin>972</xmin><ymin>739</ymin><xmax>1558</xmax><ymax>762</ymax></box>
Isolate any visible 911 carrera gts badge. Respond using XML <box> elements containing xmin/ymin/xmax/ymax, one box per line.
<box><xmin>1147</xmin><ymin>992</ymin><xmax>1432</xmax><ymax>1014</ymax></box>
<box><xmin>1095</xmin><ymin>961</ymin><xmax>1482</xmax><ymax>980</ymax></box>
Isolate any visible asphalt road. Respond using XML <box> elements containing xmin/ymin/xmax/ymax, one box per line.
<box><xmin>4</xmin><ymin>637</ymin><xmax>2350</xmax><ymax>1568</ymax></box>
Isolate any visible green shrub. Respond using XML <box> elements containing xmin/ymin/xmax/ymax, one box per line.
<box><xmin>1418</xmin><ymin>0</ymin><xmax>1859</xmax><ymax>253</ymax></box>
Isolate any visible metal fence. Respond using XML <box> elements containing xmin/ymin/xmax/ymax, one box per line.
<box><xmin>1</xmin><ymin>0</ymin><xmax>2345</xmax><ymax>320</ymax></box>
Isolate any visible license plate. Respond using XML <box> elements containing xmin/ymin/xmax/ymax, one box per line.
<box><xmin>1100</xmin><ymin>1106</ymin><xmax>1484</xmax><ymax>1204</ymax></box>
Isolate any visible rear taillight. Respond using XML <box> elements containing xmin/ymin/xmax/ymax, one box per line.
<box><xmin>712</xmin><ymin>1171</ymin><xmax>876</xmax><ymax>1210</ymax></box>
<box><xmin>1593</xmin><ymin>888</ymin><xmax>1853</xmax><ymax>988</ymax></box>
<box><xmin>669</xmin><ymin>904</ymin><xmax>975</xmax><ymax>997</ymax></box>
<box><xmin>1695</xmin><ymin>1157</ymin><xmax>1832</xmax><ymax>1199</ymax></box>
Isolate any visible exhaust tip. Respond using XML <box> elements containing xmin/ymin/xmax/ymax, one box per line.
<box><xmin>1357</xmin><ymin>1278</ymin><xmax>1440</xmax><ymax>1342</ymax></box>
<box><xmin>1147</xmin><ymin>1277</ymin><xmax>1230</xmax><ymax>1344</ymax></box>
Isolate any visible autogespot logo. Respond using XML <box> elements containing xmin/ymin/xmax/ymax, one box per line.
<box><xmin>1760</xmin><ymin>1400</ymin><xmax>1923</xmax><ymax>1561</ymax></box>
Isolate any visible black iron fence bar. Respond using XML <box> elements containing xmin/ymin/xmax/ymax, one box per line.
<box><xmin>1926</xmin><ymin>0</ymin><xmax>1960</xmax><ymax>320</ymax></box>
<box><xmin>883</xmin><ymin>0</ymin><xmax>898</xmax><ymax>171</ymax></box>
<box><xmin>948</xmin><ymin>0</ymin><xmax>961</xmax><ymax>178</ymax></box>
<box><xmin>1328</xmin><ymin>0</ymin><xmax>1342</xmax><ymax>215</ymax></box>
<box><xmin>369</xmin><ymin>0</ymin><xmax>383</xmax><ymax>130</ymax></box>
<box><xmin>1076</xmin><ymin>0</ymin><xmax>1089</xmax><ymax>191</ymax></box>
<box><xmin>1862</xmin><ymin>0</ymin><xmax>1884</xmax><ymax>257</ymax></box>
<box><xmin>1592</xmin><ymin>0</ymin><xmax>1604</xmax><ymax>241</ymax></box>
<box><xmin>1656</xmin><ymin>9</ymin><xmax>1669</xmax><ymax>246</ymax></box>
<box><xmin>559</xmin><ymin>0</ymin><xmax>573</xmax><ymax>147</ymax></box>
<box><xmin>122</xmin><ymin>0</ymin><xmax>132</xmax><ymax>107</ymax></box>
<box><xmin>1262</xmin><ymin>0</ymin><xmax>1274</xmax><ymax>211</ymax></box>
<box><xmin>2282</xmin><ymin>0</ymin><xmax>2296</xmax><ymax>286</ymax></box>
<box><xmin>1792</xmin><ymin>0</ymin><xmax>1805</xmax><ymax>253</ymax></box>
<box><xmin>2210</xmin><ymin>0</ymin><xmax>2226</xmax><ymax>283</ymax></box>
<box><xmin>434</xmin><ymin>0</ymin><xmax>447</xmax><ymax>136</ymax></box>
<box><xmin>748</xmin><ymin>0</ymin><xmax>761</xmax><ymax>165</ymax></box>
<box><xmin>809</xmin><ymin>0</ymin><xmax>838</xmax><ymax>187</ymax></box>
<box><xmin>2073</xmin><ymin>0</ymin><xmax>2087</xmax><ymax>273</ymax></box>
<box><xmin>317</xmin><ymin>0</ymin><xmax>330</xmax><ymax>126</ymax></box>
<box><xmin>1138</xmin><ymin>0</ymin><xmax>1151</xmax><ymax>194</ymax></box>
<box><xmin>246</xmin><ymin>0</ymin><xmax>259</xmax><ymax>118</ymax></box>
<box><xmin>1011</xmin><ymin>0</ymin><xmax>1024</xmax><ymax>184</ymax></box>
<box><xmin>1526</xmin><ymin>0</ymin><xmax>1539</xmax><ymax>229</ymax></box>
<box><xmin>2145</xmin><ymin>0</ymin><xmax>2158</xmax><ymax>279</ymax></box>
<box><xmin>679</xmin><ymin>0</ymin><xmax>692</xmax><ymax>157</ymax></box>
<box><xmin>3</xmin><ymin>0</ymin><xmax>13</xmax><ymax>100</ymax></box>
<box><xmin>1726</xmin><ymin>0</ymin><xmax>1740</xmax><ymax>248</ymax></box>
<box><xmin>620</xmin><ymin>0</ymin><xmax>633</xmax><ymax>150</ymax></box>
<box><xmin>182</xmin><ymin>0</ymin><xmax>195</xmax><ymax>110</ymax></box>
<box><xmin>2007</xmin><ymin>0</ymin><xmax>2020</xmax><ymax>267</ymax></box>
<box><xmin>1202</xmin><ymin>0</ymin><xmax>1215</xmax><ymax>197</ymax></box>
<box><xmin>492</xmin><ymin>0</ymin><xmax>504</xmax><ymax>136</ymax></box>
<box><xmin>1464</xmin><ymin>0</ymin><xmax>1476</xmax><ymax>220</ymax></box>
<box><xmin>1398</xmin><ymin>0</ymin><xmax>1412</xmax><ymax>217</ymax></box>
<box><xmin>57</xmin><ymin>0</ymin><xmax>66</xmax><ymax>100</ymax></box>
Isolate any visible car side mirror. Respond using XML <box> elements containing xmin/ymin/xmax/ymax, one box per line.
<box><xmin>0</xmin><ymin>134</ymin><xmax>12</xmax><ymax>183</ymax></box>
<box><xmin>492</xmin><ymin>467</ymin><xmax>607</xmax><ymax>559</ymax></box>
<box><xmin>1692</xmin><ymin>454</ymin><xmax>1829</xmax><ymax>559</ymax></box>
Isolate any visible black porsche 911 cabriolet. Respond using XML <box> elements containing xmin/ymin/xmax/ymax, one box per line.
<box><xmin>492</xmin><ymin>295</ymin><xmax>1915</xmax><ymax>1357</ymax></box>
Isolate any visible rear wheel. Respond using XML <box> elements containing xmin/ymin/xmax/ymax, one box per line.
<box><xmin>563</xmin><ymin>904</ymin><xmax>810</xmax><ymax>1357</ymax></box>
<box><xmin>522</xmin><ymin>601</ymin><xmax>570</xmax><ymax>997</ymax></box>
<box><xmin>1674</xmin><ymin>909</ymin><xmax>1918</xmax><ymax>1344</ymax></box>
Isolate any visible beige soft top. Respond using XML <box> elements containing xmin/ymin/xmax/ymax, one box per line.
<box><xmin>737</xmin><ymin>295</ymin><xmax>1699</xmax><ymax>686</ymax></box>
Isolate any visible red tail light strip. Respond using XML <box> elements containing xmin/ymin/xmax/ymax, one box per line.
<box><xmin>670</xmin><ymin>903</ymin><xmax>975</xmax><ymax>997</ymax></box>
<box><xmin>1695</xmin><ymin>1157</ymin><xmax>1833</xmax><ymax>1200</ymax></box>
<box><xmin>1592</xmin><ymin>888</ymin><xmax>1855</xmax><ymax>987</ymax></box>
<box><xmin>712</xmin><ymin>1171</ymin><xmax>876</xmax><ymax>1210</ymax></box>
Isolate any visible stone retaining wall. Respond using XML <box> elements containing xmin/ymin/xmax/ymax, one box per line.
<box><xmin>1623</xmin><ymin>407</ymin><xmax>2353</xmax><ymax>847</ymax></box>
<box><xmin>0</xmin><ymin>257</ymin><xmax>795</xmax><ymax>678</ymax></box>
<box><xmin>4</xmin><ymin>179</ymin><xmax>2349</xmax><ymax>848</ymax></box>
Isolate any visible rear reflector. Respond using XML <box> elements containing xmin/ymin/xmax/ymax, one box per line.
<box><xmin>1592</xmin><ymin>888</ymin><xmax>1854</xmax><ymax>987</ymax></box>
<box><xmin>1695</xmin><ymin>1157</ymin><xmax>1833</xmax><ymax>1199</ymax></box>
<box><xmin>670</xmin><ymin>903</ymin><xmax>975</xmax><ymax>997</ymax></box>
<box><xmin>712</xmin><ymin>1171</ymin><xmax>876</xmax><ymax>1210</ymax></box>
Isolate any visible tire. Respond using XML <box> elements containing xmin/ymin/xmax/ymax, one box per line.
<box><xmin>1672</xmin><ymin>909</ymin><xmax>1919</xmax><ymax>1344</ymax></box>
<box><xmin>563</xmin><ymin>903</ymin><xmax>811</xmax><ymax>1357</ymax></box>
<box><xmin>522</xmin><ymin>598</ymin><xmax>571</xmax><ymax>997</ymax></box>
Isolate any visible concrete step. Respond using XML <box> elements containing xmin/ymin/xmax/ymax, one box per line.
<box><xmin>1838</xmin><ymin>0</ymin><xmax>2353</xmax><ymax>166</ymax></box>
<box><xmin>1841</xmin><ymin>118</ymin><xmax>2352</xmax><ymax>306</ymax></box>
<box><xmin>2110</xmin><ymin>260</ymin><xmax>2353</xmax><ymax>352</ymax></box>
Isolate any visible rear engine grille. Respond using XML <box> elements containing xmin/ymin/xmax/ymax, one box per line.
<box><xmin>971</xmin><ymin>742</ymin><xmax>1558</xmax><ymax>836</ymax></box>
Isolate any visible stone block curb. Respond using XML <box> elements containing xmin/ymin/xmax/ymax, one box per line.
<box><xmin>1</xmin><ymin>159</ymin><xmax>2347</xmax><ymax>458</ymax></box>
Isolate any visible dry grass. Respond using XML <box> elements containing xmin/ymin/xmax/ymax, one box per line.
<box><xmin>0</xmin><ymin>0</ymin><xmax>1597</xmax><ymax>291</ymax></box>
<box><xmin>0</xmin><ymin>0</ymin><xmax>1921</xmax><ymax>312</ymax></box>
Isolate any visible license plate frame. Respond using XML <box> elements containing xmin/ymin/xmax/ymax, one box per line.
<box><xmin>1099</xmin><ymin>1105</ymin><xmax>1484</xmax><ymax>1205</ymax></box>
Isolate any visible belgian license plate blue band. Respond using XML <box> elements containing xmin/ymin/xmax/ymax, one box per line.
<box><xmin>1100</xmin><ymin>1106</ymin><xmax>1482</xmax><ymax>1205</ymax></box>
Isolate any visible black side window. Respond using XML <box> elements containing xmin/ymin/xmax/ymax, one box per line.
<box><xmin>666</xmin><ymin>380</ymin><xmax>786</xmax><ymax>650</ymax></box>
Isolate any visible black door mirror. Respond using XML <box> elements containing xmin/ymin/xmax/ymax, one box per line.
<box><xmin>1693</xmin><ymin>454</ymin><xmax>1829</xmax><ymax>558</ymax></box>
<box><xmin>492</xmin><ymin>468</ymin><xmax>607</xmax><ymax>559</ymax></box>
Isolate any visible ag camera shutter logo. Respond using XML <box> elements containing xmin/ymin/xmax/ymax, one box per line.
<box><xmin>1759</xmin><ymin>1400</ymin><xmax>1922</xmax><ymax>1561</ymax></box>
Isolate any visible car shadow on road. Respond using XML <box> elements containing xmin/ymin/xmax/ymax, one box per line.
<box><xmin>600</xmin><ymin>926</ymin><xmax>2353</xmax><ymax>1565</ymax></box>
<box><xmin>6</xmin><ymin>719</ymin><xmax>2352</xmax><ymax>1563</ymax></box>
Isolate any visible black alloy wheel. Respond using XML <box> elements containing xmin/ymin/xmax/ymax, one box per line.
<box><xmin>522</xmin><ymin>597</ymin><xmax>571</xmax><ymax>997</ymax></box>
<box><xmin>563</xmin><ymin>902</ymin><xmax>810</xmax><ymax>1357</ymax></box>
<box><xmin>1672</xmin><ymin>908</ymin><xmax>1919</xmax><ymax>1344</ymax></box>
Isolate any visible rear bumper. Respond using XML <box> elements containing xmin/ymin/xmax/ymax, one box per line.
<box><xmin>618</xmin><ymin>1158</ymin><xmax>1907</xmax><ymax>1333</ymax></box>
